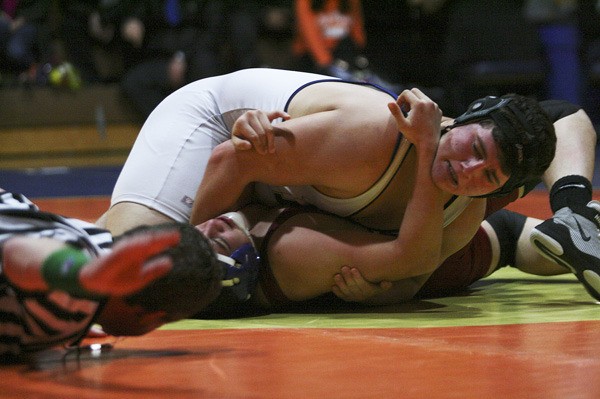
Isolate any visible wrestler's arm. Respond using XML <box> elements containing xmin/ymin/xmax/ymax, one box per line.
<box><xmin>267</xmin><ymin>198</ymin><xmax>486</xmax><ymax>302</ymax></box>
<box><xmin>333</xmin><ymin>269</ymin><xmax>431</xmax><ymax>305</ymax></box>
<box><xmin>381</xmin><ymin>89</ymin><xmax>447</xmax><ymax>276</ymax></box>
<box><xmin>264</xmin><ymin>88</ymin><xmax>454</xmax><ymax>279</ymax></box>
<box><xmin>190</xmin><ymin>103</ymin><xmax>397</xmax><ymax>225</ymax></box>
<box><xmin>330</xmin><ymin>198</ymin><xmax>486</xmax><ymax>305</ymax></box>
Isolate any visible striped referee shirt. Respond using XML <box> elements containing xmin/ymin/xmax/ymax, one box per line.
<box><xmin>0</xmin><ymin>191</ymin><xmax>113</xmax><ymax>360</ymax></box>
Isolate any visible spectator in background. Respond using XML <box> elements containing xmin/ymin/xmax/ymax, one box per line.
<box><xmin>219</xmin><ymin>1</ymin><xmax>261</xmax><ymax>72</ymax></box>
<box><xmin>578</xmin><ymin>0</ymin><xmax>600</xmax><ymax>127</ymax></box>
<box><xmin>292</xmin><ymin>0</ymin><xmax>367</xmax><ymax>78</ymax></box>
<box><xmin>113</xmin><ymin>0</ymin><xmax>224</xmax><ymax>118</ymax></box>
<box><xmin>292</xmin><ymin>0</ymin><xmax>399</xmax><ymax>91</ymax></box>
<box><xmin>525</xmin><ymin>0</ymin><xmax>583</xmax><ymax>105</ymax></box>
<box><xmin>0</xmin><ymin>0</ymin><xmax>50</xmax><ymax>84</ymax></box>
<box><xmin>56</xmin><ymin>0</ymin><xmax>106</xmax><ymax>83</ymax></box>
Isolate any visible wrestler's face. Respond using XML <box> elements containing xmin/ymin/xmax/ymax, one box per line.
<box><xmin>431</xmin><ymin>123</ymin><xmax>509</xmax><ymax>196</ymax></box>
<box><xmin>196</xmin><ymin>216</ymin><xmax>251</xmax><ymax>255</ymax></box>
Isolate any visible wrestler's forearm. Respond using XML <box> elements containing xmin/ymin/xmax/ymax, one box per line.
<box><xmin>383</xmin><ymin>89</ymin><xmax>445</xmax><ymax>278</ymax></box>
<box><xmin>191</xmin><ymin>143</ymin><xmax>251</xmax><ymax>225</ymax></box>
<box><xmin>390</xmin><ymin>145</ymin><xmax>445</xmax><ymax>276</ymax></box>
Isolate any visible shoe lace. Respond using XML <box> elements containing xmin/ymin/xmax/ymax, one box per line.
<box><xmin>587</xmin><ymin>201</ymin><xmax>600</xmax><ymax>232</ymax></box>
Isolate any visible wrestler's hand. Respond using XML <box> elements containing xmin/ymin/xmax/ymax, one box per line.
<box><xmin>332</xmin><ymin>266</ymin><xmax>392</xmax><ymax>302</ymax></box>
<box><xmin>78</xmin><ymin>229</ymin><xmax>180</xmax><ymax>296</ymax></box>
<box><xmin>231</xmin><ymin>109</ymin><xmax>290</xmax><ymax>155</ymax></box>
<box><xmin>388</xmin><ymin>88</ymin><xmax>441</xmax><ymax>153</ymax></box>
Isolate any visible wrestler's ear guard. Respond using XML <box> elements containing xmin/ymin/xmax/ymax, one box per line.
<box><xmin>442</xmin><ymin>96</ymin><xmax>511</xmax><ymax>134</ymax></box>
<box><xmin>453</xmin><ymin>96</ymin><xmax>511</xmax><ymax>125</ymax></box>
<box><xmin>221</xmin><ymin>211</ymin><xmax>255</xmax><ymax>247</ymax></box>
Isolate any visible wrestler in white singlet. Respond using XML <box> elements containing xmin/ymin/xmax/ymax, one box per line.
<box><xmin>111</xmin><ymin>68</ymin><xmax>470</xmax><ymax>226</ymax></box>
<box><xmin>111</xmin><ymin>69</ymin><xmax>329</xmax><ymax>222</ymax></box>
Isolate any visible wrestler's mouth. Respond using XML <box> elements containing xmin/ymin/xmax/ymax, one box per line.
<box><xmin>203</xmin><ymin>217</ymin><xmax>238</xmax><ymax>254</ymax></box>
<box><xmin>210</xmin><ymin>236</ymin><xmax>231</xmax><ymax>254</ymax></box>
<box><xmin>447</xmin><ymin>160</ymin><xmax>458</xmax><ymax>187</ymax></box>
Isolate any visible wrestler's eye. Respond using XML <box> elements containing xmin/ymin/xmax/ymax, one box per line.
<box><xmin>472</xmin><ymin>141</ymin><xmax>484</xmax><ymax>160</ymax></box>
<box><xmin>474</xmin><ymin>137</ymin><xmax>500</xmax><ymax>186</ymax></box>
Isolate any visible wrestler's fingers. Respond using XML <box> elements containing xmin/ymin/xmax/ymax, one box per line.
<box><xmin>347</xmin><ymin>267</ymin><xmax>379</xmax><ymax>296</ymax></box>
<box><xmin>408</xmin><ymin>87</ymin><xmax>429</xmax><ymax>100</ymax></box>
<box><xmin>332</xmin><ymin>279</ymin><xmax>360</xmax><ymax>302</ymax></box>
<box><xmin>388</xmin><ymin>101</ymin><xmax>407</xmax><ymax>128</ymax></box>
<box><xmin>231</xmin><ymin>110</ymin><xmax>269</xmax><ymax>154</ymax></box>
<box><xmin>231</xmin><ymin>135</ymin><xmax>252</xmax><ymax>151</ymax></box>
<box><xmin>245</xmin><ymin>110</ymin><xmax>288</xmax><ymax>155</ymax></box>
<box><xmin>265</xmin><ymin>111</ymin><xmax>290</xmax><ymax>153</ymax></box>
<box><xmin>232</xmin><ymin>118</ymin><xmax>258</xmax><ymax>151</ymax></box>
<box><xmin>266</xmin><ymin>110</ymin><xmax>290</xmax><ymax>122</ymax></box>
<box><xmin>247</xmin><ymin>112</ymin><xmax>271</xmax><ymax>155</ymax></box>
<box><xmin>333</xmin><ymin>268</ymin><xmax>364</xmax><ymax>300</ymax></box>
<box><xmin>333</xmin><ymin>272</ymin><xmax>352</xmax><ymax>296</ymax></box>
<box><xmin>331</xmin><ymin>284</ymin><xmax>345</xmax><ymax>300</ymax></box>
<box><xmin>346</xmin><ymin>267</ymin><xmax>392</xmax><ymax>296</ymax></box>
<box><xmin>337</xmin><ymin>266</ymin><xmax>369</xmax><ymax>299</ymax></box>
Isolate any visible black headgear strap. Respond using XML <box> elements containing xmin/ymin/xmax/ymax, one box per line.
<box><xmin>446</xmin><ymin>96</ymin><xmax>534</xmax><ymax>198</ymax></box>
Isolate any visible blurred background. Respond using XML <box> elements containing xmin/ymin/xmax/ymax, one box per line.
<box><xmin>1</xmin><ymin>0</ymin><xmax>599</xmax><ymax>198</ymax></box>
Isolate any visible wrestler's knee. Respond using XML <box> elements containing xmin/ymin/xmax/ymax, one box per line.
<box><xmin>101</xmin><ymin>202</ymin><xmax>176</xmax><ymax>236</ymax></box>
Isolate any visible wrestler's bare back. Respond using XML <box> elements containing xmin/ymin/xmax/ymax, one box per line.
<box><xmin>284</xmin><ymin>81</ymin><xmax>403</xmax><ymax>199</ymax></box>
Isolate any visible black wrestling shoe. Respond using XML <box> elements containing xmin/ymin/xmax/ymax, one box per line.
<box><xmin>530</xmin><ymin>201</ymin><xmax>600</xmax><ymax>302</ymax></box>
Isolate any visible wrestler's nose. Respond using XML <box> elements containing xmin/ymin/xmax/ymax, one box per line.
<box><xmin>460</xmin><ymin>157</ymin><xmax>485</xmax><ymax>174</ymax></box>
<box><xmin>196</xmin><ymin>218</ymin><xmax>225</xmax><ymax>236</ymax></box>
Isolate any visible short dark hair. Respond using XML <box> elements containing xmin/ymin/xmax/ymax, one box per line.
<box><xmin>452</xmin><ymin>94</ymin><xmax>556</xmax><ymax>197</ymax></box>
<box><xmin>492</xmin><ymin>94</ymin><xmax>556</xmax><ymax>190</ymax></box>
<box><xmin>116</xmin><ymin>223</ymin><xmax>223</xmax><ymax>318</ymax></box>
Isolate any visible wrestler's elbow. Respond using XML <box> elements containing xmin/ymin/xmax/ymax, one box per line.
<box><xmin>391</xmin><ymin>251</ymin><xmax>439</xmax><ymax>281</ymax></box>
<box><xmin>209</xmin><ymin>141</ymin><xmax>261</xmax><ymax>183</ymax></box>
<box><xmin>208</xmin><ymin>142</ymin><xmax>236</xmax><ymax>169</ymax></box>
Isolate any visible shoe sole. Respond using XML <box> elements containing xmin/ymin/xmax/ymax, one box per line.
<box><xmin>531</xmin><ymin>228</ymin><xmax>600</xmax><ymax>302</ymax></box>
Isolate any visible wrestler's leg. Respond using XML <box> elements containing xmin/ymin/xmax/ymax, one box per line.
<box><xmin>541</xmin><ymin>109</ymin><xmax>595</xmax><ymax>192</ymax></box>
<box><xmin>528</xmin><ymin>110</ymin><xmax>600</xmax><ymax>300</ymax></box>
<box><xmin>483</xmin><ymin>210</ymin><xmax>567</xmax><ymax>276</ymax></box>
<box><xmin>96</xmin><ymin>202</ymin><xmax>176</xmax><ymax>236</ymax></box>
<box><xmin>100</xmin><ymin>77</ymin><xmax>229</xmax><ymax>235</ymax></box>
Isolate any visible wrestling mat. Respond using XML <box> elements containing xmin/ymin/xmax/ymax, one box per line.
<box><xmin>2</xmin><ymin>192</ymin><xmax>600</xmax><ymax>399</ymax></box>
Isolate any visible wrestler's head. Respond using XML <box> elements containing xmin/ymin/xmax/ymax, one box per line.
<box><xmin>432</xmin><ymin>94</ymin><xmax>556</xmax><ymax>197</ymax></box>
<box><xmin>196</xmin><ymin>212</ymin><xmax>260</xmax><ymax>307</ymax></box>
<box><xmin>196</xmin><ymin>212</ymin><xmax>254</xmax><ymax>256</ymax></box>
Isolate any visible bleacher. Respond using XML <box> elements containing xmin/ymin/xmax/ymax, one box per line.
<box><xmin>0</xmin><ymin>83</ymin><xmax>142</xmax><ymax>169</ymax></box>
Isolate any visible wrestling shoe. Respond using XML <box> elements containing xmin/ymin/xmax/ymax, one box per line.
<box><xmin>530</xmin><ymin>201</ymin><xmax>600</xmax><ymax>302</ymax></box>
